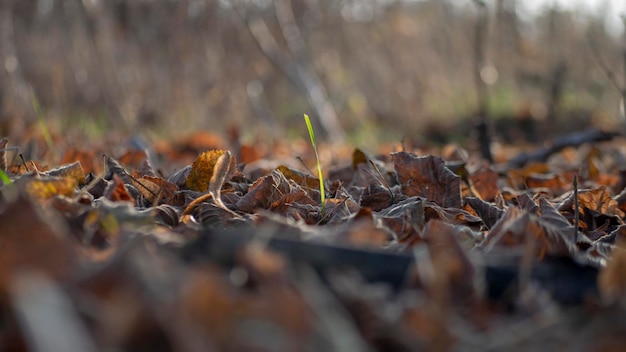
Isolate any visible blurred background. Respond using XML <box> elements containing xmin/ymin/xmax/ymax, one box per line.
<box><xmin>0</xmin><ymin>0</ymin><xmax>624</xmax><ymax>149</ymax></box>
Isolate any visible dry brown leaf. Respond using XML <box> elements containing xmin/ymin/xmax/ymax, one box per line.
<box><xmin>236</xmin><ymin>169</ymin><xmax>303</xmax><ymax>212</ymax></box>
<box><xmin>130</xmin><ymin>176</ymin><xmax>161</xmax><ymax>203</ymax></box>
<box><xmin>392</xmin><ymin>152</ymin><xmax>461</xmax><ymax>208</ymax></box>
<box><xmin>118</xmin><ymin>149</ymin><xmax>150</xmax><ymax>172</ymax></box>
<box><xmin>21</xmin><ymin>175</ymin><xmax>78</xmax><ymax>200</ymax></box>
<box><xmin>506</xmin><ymin>162</ymin><xmax>550</xmax><ymax>189</ymax></box>
<box><xmin>0</xmin><ymin>191</ymin><xmax>76</xmax><ymax>292</ymax></box>
<box><xmin>342</xmin><ymin>216</ymin><xmax>392</xmax><ymax>248</ymax></box>
<box><xmin>423</xmin><ymin>202</ymin><xmax>483</xmax><ymax>227</ymax></box>
<box><xmin>351</xmin><ymin>148</ymin><xmax>369</xmax><ymax>170</ymax></box>
<box><xmin>44</xmin><ymin>161</ymin><xmax>86</xmax><ymax>186</ymax></box>
<box><xmin>516</xmin><ymin>193</ymin><xmax>539</xmax><ymax>215</ymax></box>
<box><xmin>359</xmin><ymin>184</ymin><xmax>397</xmax><ymax>211</ymax></box>
<box><xmin>484</xmin><ymin>204</ymin><xmax>571</xmax><ymax>258</ymax></box>
<box><xmin>464</xmin><ymin>196</ymin><xmax>504</xmax><ymax>229</ymax></box>
<box><xmin>105</xmin><ymin>156</ymin><xmax>132</xmax><ymax>183</ymax></box>
<box><xmin>0</xmin><ymin>137</ymin><xmax>8</xmax><ymax>172</ymax></box>
<box><xmin>523</xmin><ymin>173</ymin><xmax>568</xmax><ymax>193</ymax></box>
<box><xmin>104</xmin><ymin>174</ymin><xmax>134</xmax><ymax>204</ymax></box>
<box><xmin>560</xmin><ymin>186</ymin><xmax>624</xmax><ymax>218</ymax></box>
<box><xmin>269</xmin><ymin>190</ymin><xmax>319</xmax><ymax>221</ymax></box>
<box><xmin>422</xmin><ymin>219</ymin><xmax>477</xmax><ymax>304</ymax></box>
<box><xmin>599</xmin><ymin>237</ymin><xmax>626</xmax><ymax>303</ymax></box>
<box><xmin>61</xmin><ymin>148</ymin><xmax>98</xmax><ymax>174</ymax></box>
<box><xmin>376</xmin><ymin>196</ymin><xmax>425</xmax><ymax>244</ymax></box>
<box><xmin>469</xmin><ymin>166</ymin><xmax>499</xmax><ymax>202</ymax></box>
<box><xmin>10</xmin><ymin>160</ymin><xmax>48</xmax><ymax>175</ymax></box>
<box><xmin>276</xmin><ymin>165</ymin><xmax>320</xmax><ymax>190</ymax></box>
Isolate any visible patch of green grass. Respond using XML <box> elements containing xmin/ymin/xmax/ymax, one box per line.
<box><xmin>303</xmin><ymin>114</ymin><xmax>326</xmax><ymax>217</ymax></box>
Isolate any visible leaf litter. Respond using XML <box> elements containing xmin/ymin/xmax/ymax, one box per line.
<box><xmin>3</xmin><ymin>131</ymin><xmax>626</xmax><ymax>350</ymax></box>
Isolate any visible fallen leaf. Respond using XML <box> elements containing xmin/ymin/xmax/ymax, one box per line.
<box><xmin>44</xmin><ymin>161</ymin><xmax>86</xmax><ymax>186</ymax></box>
<box><xmin>185</xmin><ymin>149</ymin><xmax>234</xmax><ymax>192</ymax></box>
<box><xmin>469</xmin><ymin>166</ymin><xmax>499</xmax><ymax>202</ymax></box>
<box><xmin>392</xmin><ymin>152</ymin><xmax>461</xmax><ymax>208</ymax></box>
<box><xmin>0</xmin><ymin>191</ymin><xmax>76</xmax><ymax>292</ymax></box>
<box><xmin>21</xmin><ymin>175</ymin><xmax>77</xmax><ymax>200</ymax></box>
<box><xmin>465</xmin><ymin>196</ymin><xmax>505</xmax><ymax>229</ymax></box>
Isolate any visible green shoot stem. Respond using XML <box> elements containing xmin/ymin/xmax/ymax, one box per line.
<box><xmin>0</xmin><ymin>169</ymin><xmax>11</xmax><ymax>185</ymax></box>
<box><xmin>304</xmin><ymin>114</ymin><xmax>326</xmax><ymax>217</ymax></box>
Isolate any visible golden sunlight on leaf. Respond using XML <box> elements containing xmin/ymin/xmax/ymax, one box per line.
<box><xmin>276</xmin><ymin>165</ymin><xmax>320</xmax><ymax>190</ymax></box>
<box><xmin>44</xmin><ymin>161</ymin><xmax>86</xmax><ymax>186</ymax></box>
<box><xmin>22</xmin><ymin>176</ymin><xmax>77</xmax><ymax>200</ymax></box>
<box><xmin>185</xmin><ymin>149</ymin><xmax>231</xmax><ymax>192</ymax></box>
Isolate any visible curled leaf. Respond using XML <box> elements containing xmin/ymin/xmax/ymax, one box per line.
<box><xmin>44</xmin><ymin>161</ymin><xmax>86</xmax><ymax>186</ymax></box>
<box><xmin>185</xmin><ymin>150</ymin><xmax>234</xmax><ymax>192</ymax></box>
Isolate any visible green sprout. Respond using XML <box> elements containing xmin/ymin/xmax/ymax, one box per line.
<box><xmin>304</xmin><ymin>114</ymin><xmax>326</xmax><ymax>217</ymax></box>
<box><xmin>0</xmin><ymin>169</ymin><xmax>11</xmax><ymax>185</ymax></box>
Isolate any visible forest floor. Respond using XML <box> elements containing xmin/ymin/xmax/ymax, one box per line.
<box><xmin>2</xmin><ymin>124</ymin><xmax>626</xmax><ymax>351</ymax></box>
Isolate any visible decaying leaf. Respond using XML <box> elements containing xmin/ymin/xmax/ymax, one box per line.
<box><xmin>392</xmin><ymin>152</ymin><xmax>461</xmax><ymax>208</ymax></box>
<box><xmin>0</xmin><ymin>137</ymin><xmax>8</xmax><ymax>172</ymax></box>
<box><xmin>465</xmin><ymin>196</ymin><xmax>505</xmax><ymax>229</ymax></box>
<box><xmin>276</xmin><ymin>165</ymin><xmax>320</xmax><ymax>190</ymax></box>
<box><xmin>104</xmin><ymin>174</ymin><xmax>134</xmax><ymax>204</ymax></box>
<box><xmin>11</xmin><ymin>160</ymin><xmax>48</xmax><ymax>175</ymax></box>
<box><xmin>506</xmin><ymin>162</ymin><xmax>550</xmax><ymax>189</ymax></box>
<box><xmin>44</xmin><ymin>161</ymin><xmax>86</xmax><ymax>186</ymax></box>
<box><xmin>468</xmin><ymin>165</ymin><xmax>498</xmax><ymax>202</ymax></box>
<box><xmin>269</xmin><ymin>190</ymin><xmax>319</xmax><ymax>223</ymax></box>
<box><xmin>236</xmin><ymin>169</ymin><xmax>305</xmax><ymax>212</ymax></box>
<box><xmin>560</xmin><ymin>186</ymin><xmax>624</xmax><ymax>218</ymax></box>
<box><xmin>599</xmin><ymin>237</ymin><xmax>626</xmax><ymax>303</ymax></box>
<box><xmin>130</xmin><ymin>175</ymin><xmax>178</xmax><ymax>204</ymax></box>
<box><xmin>61</xmin><ymin>148</ymin><xmax>98</xmax><ymax>174</ymax></box>
<box><xmin>6</xmin><ymin>122</ymin><xmax>626</xmax><ymax>350</ymax></box>
<box><xmin>421</xmin><ymin>219</ymin><xmax>477</xmax><ymax>304</ymax></box>
<box><xmin>375</xmin><ymin>196</ymin><xmax>425</xmax><ymax>243</ymax></box>
<box><xmin>105</xmin><ymin>156</ymin><xmax>132</xmax><ymax>183</ymax></box>
<box><xmin>0</xmin><ymin>191</ymin><xmax>76</xmax><ymax>291</ymax></box>
<box><xmin>483</xmin><ymin>205</ymin><xmax>571</xmax><ymax>259</ymax></box>
<box><xmin>21</xmin><ymin>175</ymin><xmax>78</xmax><ymax>200</ymax></box>
<box><xmin>359</xmin><ymin>184</ymin><xmax>397</xmax><ymax>211</ymax></box>
<box><xmin>351</xmin><ymin>148</ymin><xmax>369</xmax><ymax>170</ymax></box>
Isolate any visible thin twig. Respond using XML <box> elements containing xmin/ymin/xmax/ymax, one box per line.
<box><xmin>573</xmin><ymin>174</ymin><xmax>579</xmax><ymax>243</ymax></box>
<box><xmin>19</xmin><ymin>154</ymin><xmax>30</xmax><ymax>172</ymax></box>
<box><xmin>586</xmin><ymin>31</ymin><xmax>623</xmax><ymax>93</ymax></box>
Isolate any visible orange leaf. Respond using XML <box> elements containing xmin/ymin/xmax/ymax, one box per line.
<box><xmin>185</xmin><ymin>149</ymin><xmax>234</xmax><ymax>192</ymax></box>
<box><xmin>22</xmin><ymin>176</ymin><xmax>77</xmax><ymax>200</ymax></box>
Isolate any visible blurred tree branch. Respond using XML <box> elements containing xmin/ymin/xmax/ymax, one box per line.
<box><xmin>0</xmin><ymin>0</ymin><xmax>33</xmax><ymax>121</ymax></box>
<box><xmin>473</xmin><ymin>0</ymin><xmax>493</xmax><ymax>163</ymax></box>
<box><xmin>238</xmin><ymin>0</ymin><xmax>346</xmax><ymax>143</ymax></box>
<box><xmin>587</xmin><ymin>25</ymin><xmax>626</xmax><ymax>123</ymax></box>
